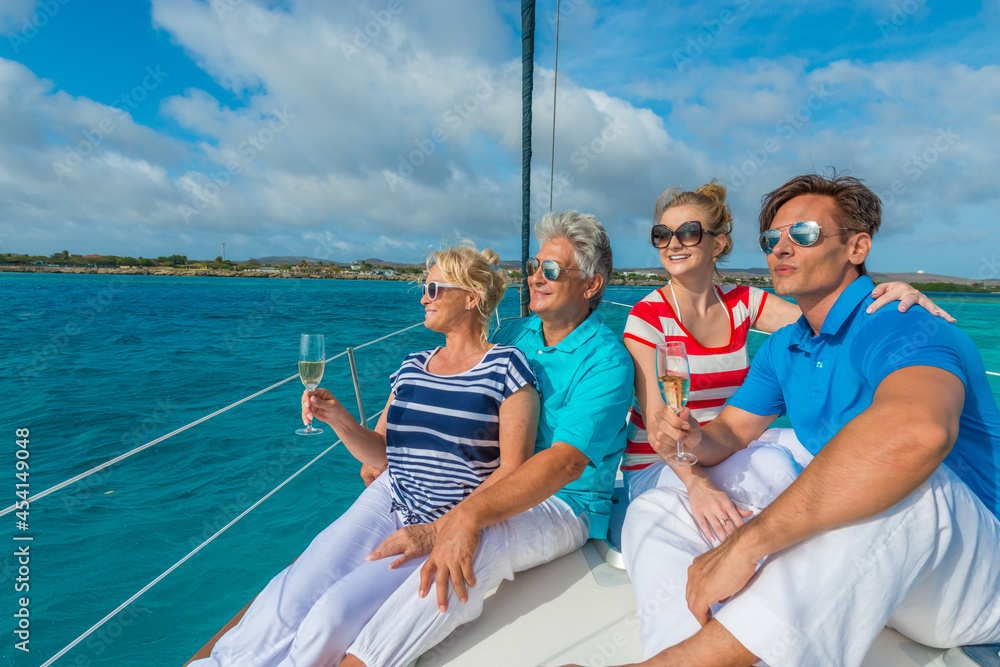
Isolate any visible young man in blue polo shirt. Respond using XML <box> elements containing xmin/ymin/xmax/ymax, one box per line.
<box><xmin>623</xmin><ymin>174</ymin><xmax>1000</xmax><ymax>666</ymax></box>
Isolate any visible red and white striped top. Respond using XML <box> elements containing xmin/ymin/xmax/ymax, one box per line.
<box><xmin>621</xmin><ymin>284</ymin><xmax>768</xmax><ymax>470</ymax></box>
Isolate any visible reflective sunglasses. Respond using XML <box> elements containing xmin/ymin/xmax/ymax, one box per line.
<box><xmin>422</xmin><ymin>280</ymin><xmax>462</xmax><ymax>300</ymax></box>
<box><xmin>526</xmin><ymin>257</ymin><xmax>583</xmax><ymax>281</ymax></box>
<box><xmin>650</xmin><ymin>221</ymin><xmax>720</xmax><ymax>249</ymax></box>
<box><xmin>758</xmin><ymin>220</ymin><xmax>855</xmax><ymax>254</ymax></box>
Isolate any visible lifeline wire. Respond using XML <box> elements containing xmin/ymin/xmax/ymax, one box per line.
<box><xmin>40</xmin><ymin>409</ymin><xmax>385</xmax><ymax>667</ymax></box>
<box><xmin>2</xmin><ymin>321</ymin><xmax>425</xmax><ymax>517</ymax></box>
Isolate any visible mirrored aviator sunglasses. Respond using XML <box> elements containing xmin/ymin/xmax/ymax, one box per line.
<box><xmin>422</xmin><ymin>280</ymin><xmax>462</xmax><ymax>300</ymax></box>
<box><xmin>758</xmin><ymin>220</ymin><xmax>854</xmax><ymax>254</ymax></box>
<box><xmin>650</xmin><ymin>221</ymin><xmax>719</xmax><ymax>248</ymax></box>
<box><xmin>526</xmin><ymin>258</ymin><xmax>583</xmax><ymax>281</ymax></box>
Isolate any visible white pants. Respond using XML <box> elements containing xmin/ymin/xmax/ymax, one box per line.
<box><xmin>347</xmin><ymin>496</ymin><xmax>588</xmax><ymax>667</ymax></box>
<box><xmin>624</xmin><ymin>448</ymin><xmax>1000</xmax><ymax>665</ymax></box>
<box><xmin>623</xmin><ymin>429</ymin><xmax>809</xmax><ymax>657</ymax></box>
<box><xmin>623</xmin><ymin>428</ymin><xmax>811</xmax><ymax>509</ymax></box>
<box><xmin>190</xmin><ymin>474</ymin><xmax>425</xmax><ymax>667</ymax></box>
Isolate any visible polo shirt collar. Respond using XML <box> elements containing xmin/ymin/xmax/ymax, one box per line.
<box><xmin>788</xmin><ymin>275</ymin><xmax>875</xmax><ymax>346</ymax></box>
<box><xmin>526</xmin><ymin>310</ymin><xmax>601</xmax><ymax>352</ymax></box>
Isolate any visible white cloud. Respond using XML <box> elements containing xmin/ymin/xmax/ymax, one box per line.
<box><xmin>0</xmin><ymin>0</ymin><xmax>997</xmax><ymax>278</ymax></box>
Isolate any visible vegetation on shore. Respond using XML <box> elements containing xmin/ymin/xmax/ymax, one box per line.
<box><xmin>3</xmin><ymin>252</ymin><xmax>997</xmax><ymax>292</ymax></box>
<box><xmin>0</xmin><ymin>251</ymin><xmax>422</xmax><ymax>274</ymax></box>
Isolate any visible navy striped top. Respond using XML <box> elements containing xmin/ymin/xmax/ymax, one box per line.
<box><xmin>385</xmin><ymin>345</ymin><xmax>535</xmax><ymax>525</ymax></box>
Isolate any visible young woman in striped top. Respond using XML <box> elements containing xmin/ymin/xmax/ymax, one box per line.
<box><xmin>193</xmin><ymin>244</ymin><xmax>537</xmax><ymax>667</ymax></box>
<box><xmin>622</xmin><ymin>181</ymin><xmax>951</xmax><ymax>544</ymax></box>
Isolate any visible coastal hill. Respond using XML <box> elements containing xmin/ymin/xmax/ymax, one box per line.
<box><xmin>249</xmin><ymin>257</ymin><xmax>992</xmax><ymax>287</ymax></box>
<box><xmin>4</xmin><ymin>253</ymin><xmax>996</xmax><ymax>288</ymax></box>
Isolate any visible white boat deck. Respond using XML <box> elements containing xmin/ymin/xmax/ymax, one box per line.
<box><xmin>416</xmin><ymin>522</ymin><xmax>953</xmax><ymax>667</ymax></box>
<box><xmin>417</xmin><ymin>540</ymin><xmax>950</xmax><ymax>667</ymax></box>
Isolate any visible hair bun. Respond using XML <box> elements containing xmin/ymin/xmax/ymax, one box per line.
<box><xmin>695</xmin><ymin>180</ymin><xmax>727</xmax><ymax>203</ymax></box>
<box><xmin>481</xmin><ymin>248</ymin><xmax>500</xmax><ymax>268</ymax></box>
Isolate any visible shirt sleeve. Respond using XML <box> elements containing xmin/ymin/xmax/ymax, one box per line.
<box><xmin>747</xmin><ymin>286</ymin><xmax>769</xmax><ymax>327</ymax></box>
<box><xmin>389</xmin><ymin>352</ymin><xmax>417</xmax><ymax>394</ymax></box>
<box><xmin>727</xmin><ymin>336</ymin><xmax>786</xmax><ymax>417</ymax></box>
<box><xmin>852</xmin><ymin>308</ymin><xmax>969</xmax><ymax>391</ymax></box>
<box><xmin>499</xmin><ymin>347</ymin><xmax>536</xmax><ymax>399</ymax></box>
<box><xmin>550</xmin><ymin>353</ymin><xmax>634</xmax><ymax>464</ymax></box>
<box><xmin>623</xmin><ymin>298</ymin><xmax>664</xmax><ymax>349</ymax></box>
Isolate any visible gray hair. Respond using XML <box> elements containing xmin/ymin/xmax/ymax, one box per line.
<box><xmin>534</xmin><ymin>210</ymin><xmax>612</xmax><ymax>311</ymax></box>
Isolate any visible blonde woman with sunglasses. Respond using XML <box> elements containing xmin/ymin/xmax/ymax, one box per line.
<box><xmin>621</xmin><ymin>180</ymin><xmax>953</xmax><ymax>545</ymax></box>
<box><xmin>192</xmin><ymin>244</ymin><xmax>539</xmax><ymax>667</ymax></box>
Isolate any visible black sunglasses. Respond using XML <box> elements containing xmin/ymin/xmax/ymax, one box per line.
<box><xmin>650</xmin><ymin>221</ymin><xmax>720</xmax><ymax>249</ymax></box>
<box><xmin>526</xmin><ymin>257</ymin><xmax>583</xmax><ymax>281</ymax></box>
<box><xmin>759</xmin><ymin>221</ymin><xmax>855</xmax><ymax>254</ymax></box>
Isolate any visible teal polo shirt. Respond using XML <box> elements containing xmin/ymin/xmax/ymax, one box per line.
<box><xmin>493</xmin><ymin>312</ymin><xmax>634</xmax><ymax>538</ymax></box>
<box><xmin>729</xmin><ymin>275</ymin><xmax>1000</xmax><ymax>518</ymax></box>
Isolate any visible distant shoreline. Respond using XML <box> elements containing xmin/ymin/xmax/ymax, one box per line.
<box><xmin>2</xmin><ymin>264</ymin><xmax>996</xmax><ymax>291</ymax></box>
<box><xmin>0</xmin><ymin>265</ymin><xmax>676</xmax><ymax>287</ymax></box>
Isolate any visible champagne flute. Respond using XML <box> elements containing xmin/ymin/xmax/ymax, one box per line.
<box><xmin>296</xmin><ymin>333</ymin><xmax>325</xmax><ymax>436</ymax></box>
<box><xmin>656</xmin><ymin>341</ymin><xmax>696</xmax><ymax>467</ymax></box>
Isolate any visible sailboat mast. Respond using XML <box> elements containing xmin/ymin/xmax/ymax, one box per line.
<box><xmin>520</xmin><ymin>0</ymin><xmax>535</xmax><ymax>316</ymax></box>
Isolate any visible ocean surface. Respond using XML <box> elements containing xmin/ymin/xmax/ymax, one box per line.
<box><xmin>0</xmin><ymin>273</ymin><xmax>998</xmax><ymax>666</ymax></box>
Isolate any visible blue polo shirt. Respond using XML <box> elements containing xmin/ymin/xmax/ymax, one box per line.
<box><xmin>729</xmin><ymin>275</ymin><xmax>1000</xmax><ymax>518</ymax></box>
<box><xmin>493</xmin><ymin>312</ymin><xmax>634</xmax><ymax>538</ymax></box>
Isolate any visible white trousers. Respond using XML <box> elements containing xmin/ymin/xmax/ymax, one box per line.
<box><xmin>623</xmin><ymin>428</ymin><xmax>811</xmax><ymax>509</ymax></box>
<box><xmin>624</xmin><ymin>442</ymin><xmax>1000</xmax><ymax>666</ymax></box>
<box><xmin>347</xmin><ymin>496</ymin><xmax>588</xmax><ymax>667</ymax></box>
<box><xmin>623</xmin><ymin>429</ymin><xmax>809</xmax><ymax>657</ymax></box>
<box><xmin>190</xmin><ymin>474</ymin><xmax>424</xmax><ymax>667</ymax></box>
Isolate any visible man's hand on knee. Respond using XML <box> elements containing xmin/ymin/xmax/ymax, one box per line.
<box><xmin>686</xmin><ymin>536</ymin><xmax>759</xmax><ymax>625</ymax></box>
<box><xmin>419</xmin><ymin>512</ymin><xmax>481</xmax><ymax>612</ymax></box>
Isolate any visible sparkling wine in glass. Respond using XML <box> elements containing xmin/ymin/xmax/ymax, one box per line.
<box><xmin>296</xmin><ymin>333</ymin><xmax>325</xmax><ymax>436</ymax></box>
<box><xmin>656</xmin><ymin>341</ymin><xmax>696</xmax><ymax>467</ymax></box>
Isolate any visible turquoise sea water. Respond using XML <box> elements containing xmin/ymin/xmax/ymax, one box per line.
<box><xmin>0</xmin><ymin>273</ymin><xmax>998</xmax><ymax>666</ymax></box>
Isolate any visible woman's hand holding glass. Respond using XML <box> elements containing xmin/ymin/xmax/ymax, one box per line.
<box><xmin>301</xmin><ymin>387</ymin><xmax>352</xmax><ymax>430</ymax></box>
<box><xmin>650</xmin><ymin>405</ymin><xmax>701</xmax><ymax>458</ymax></box>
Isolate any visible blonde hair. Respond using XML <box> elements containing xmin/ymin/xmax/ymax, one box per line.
<box><xmin>425</xmin><ymin>243</ymin><xmax>510</xmax><ymax>341</ymax></box>
<box><xmin>653</xmin><ymin>179</ymin><xmax>733</xmax><ymax>278</ymax></box>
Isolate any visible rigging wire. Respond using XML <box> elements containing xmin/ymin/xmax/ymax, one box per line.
<box><xmin>40</xmin><ymin>409</ymin><xmax>385</xmax><ymax>667</ymax></box>
<box><xmin>548</xmin><ymin>0</ymin><xmax>561</xmax><ymax>212</ymax></box>
<box><xmin>0</xmin><ymin>322</ymin><xmax>425</xmax><ymax>518</ymax></box>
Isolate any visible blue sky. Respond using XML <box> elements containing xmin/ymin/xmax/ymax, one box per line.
<box><xmin>0</xmin><ymin>0</ymin><xmax>998</xmax><ymax>278</ymax></box>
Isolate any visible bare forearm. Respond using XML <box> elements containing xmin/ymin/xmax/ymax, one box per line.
<box><xmin>731</xmin><ymin>403</ymin><xmax>953</xmax><ymax>562</ymax></box>
<box><xmin>691</xmin><ymin>418</ymin><xmax>753</xmax><ymax>467</ymax></box>
<box><xmin>329</xmin><ymin>417</ymin><xmax>388</xmax><ymax>469</ymax></box>
<box><xmin>451</xmin><ymin>445</ymin><xmax>585</xmax><ymax>529</ymax></box>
